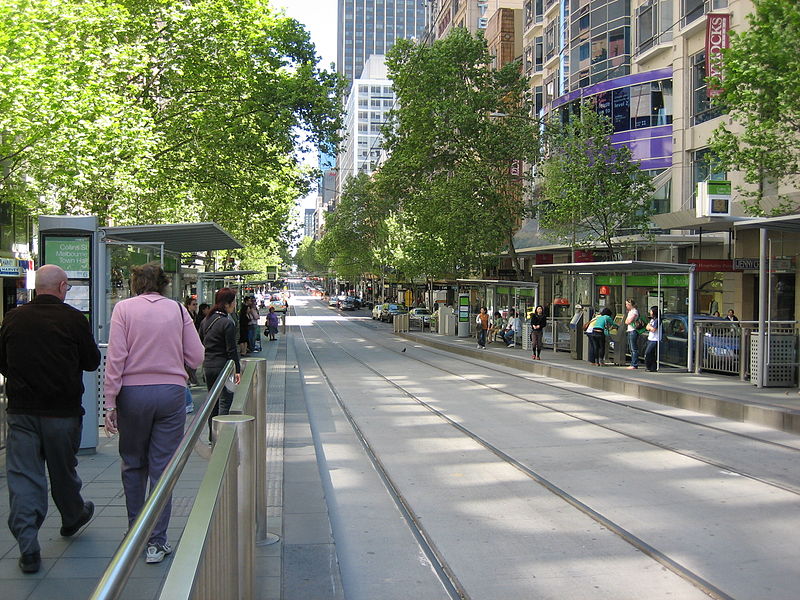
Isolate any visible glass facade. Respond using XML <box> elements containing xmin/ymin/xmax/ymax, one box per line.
<box><xmin>568</xmin><ymin>0</ymin><xmax>631</xmax><ymax>90</ymax></box>
<box><xmin>338</xmin><ymin>0</ymin><xmax>426</xmax><ymax>83</ymax></box>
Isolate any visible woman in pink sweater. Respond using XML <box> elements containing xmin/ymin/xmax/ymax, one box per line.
<box><xmin>103</xmin><ymin>263</ymin><xmax>203</xmax><ymax>564</ymax></box>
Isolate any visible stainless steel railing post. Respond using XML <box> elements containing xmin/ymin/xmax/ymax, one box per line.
<box><xmin>213</xmin><ymin>415</ymin><xmax>256</xmax><ymax>600</ymax></box>
<box><xmin>241</xmin><ymin>358</ymin><xmax>275</xmax><ymax>544</ymax></box>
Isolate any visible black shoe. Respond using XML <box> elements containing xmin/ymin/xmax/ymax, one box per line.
<box><xmin>19</xmin><ymin>551</ymin><xmax>41</xmax><ymax>574</ymax></box>
<box><xmin>60</xmin><ymin>501</ymin><xmax>94</xmax><ymax>537</ymax></box>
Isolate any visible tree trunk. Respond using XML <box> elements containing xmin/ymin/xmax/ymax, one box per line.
<box><xmin>507</xmin><ymin>230</ymin><xmax>524</xmax><ymax>281</ymax></box>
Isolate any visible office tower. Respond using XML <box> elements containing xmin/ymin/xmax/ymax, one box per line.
<box><xmin>337</xmin><ymin>0</ymin><xmax>427</xmax><ymax>84</ymax></box>
<box><xmin>337</xmin><ymin>55</ymin><xmax>396</xmax><ymax>201</ymax></box>
<box><xmin>304</xmin><ymin>209</ymin><xmax>315</xmax><ymax>238</ymax></box>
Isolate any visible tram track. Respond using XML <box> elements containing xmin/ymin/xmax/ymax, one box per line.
<box><xmin>296</xmin><ymin>305</ymin><xmax>740</xmax><ymax>600</ymax></box>
<box><xmin>332</xmin><ymin>310</ymin><xmax>800</xmax><ymax>497</ymax></box>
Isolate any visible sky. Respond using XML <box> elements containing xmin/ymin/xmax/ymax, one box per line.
<box><xmin>270</xmin><ymin>0</ymin><xmax>338</xmax><ymax>212</ymax></box>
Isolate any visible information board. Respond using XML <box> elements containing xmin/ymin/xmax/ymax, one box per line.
<box><xmin>44</xmin><ymin>236</ymin><xmax>91</xmax><ymax>278</ymax></box>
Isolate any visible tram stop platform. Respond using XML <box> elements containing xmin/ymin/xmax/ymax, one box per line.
<box><xmin>397</xmin><ymin>328</ymin><xmax>800</xmax><ymax>435</ymax></box>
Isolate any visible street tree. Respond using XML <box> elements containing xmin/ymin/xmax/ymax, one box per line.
<box><xmin>0</xmin><ymin>0</ymin><xmax>343</xmax><ymax>250</ymax></box>
<box><xmin>320</xmin><ymin>172</ymin><xmax>409</xmax><ymax>301</ymax></box>
<box><xmin>381</xmin><ymin>28</ymin><xmax>541</xmax><ymax>280</ymax></box>
<box><xmin>537</xmin><ymin>105</ymin><xmax>654</xmax><ymax>257</ymax></box>
<box><xmin>708</xmin><ymin>0</ymin><xmax>800</xmax><ymax>214</ymax></box>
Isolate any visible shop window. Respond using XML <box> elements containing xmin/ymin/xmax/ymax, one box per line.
<box><xmin>611</xmin><ymin>86</ymin><xmax>630</xmax><ymax>132</ymax></box>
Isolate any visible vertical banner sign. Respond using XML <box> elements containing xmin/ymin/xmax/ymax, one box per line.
<box><xmin>706</xmin><ymin>13</ymin><xmax>730</xmax><ymax>98</ymax></box>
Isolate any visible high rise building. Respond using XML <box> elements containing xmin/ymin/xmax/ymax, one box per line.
<box><xmin>337</xmin><ymin>0</ymin><xmax>427</xmax><ymax>85</ymax></box>
<box><xmin>304</xmin><ymin>209</ymin><xmax>316</xmax><ymax>238</ymax></box>
<box><xmin>337</xmin><ymin>55</ymin><xmax>396</xmax><ymax>200</ymax></box>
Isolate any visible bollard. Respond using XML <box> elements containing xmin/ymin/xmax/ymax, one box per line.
<box><xmin>213</xmin><ymin>415</ymin><xmax>256</xmax><ymax>600</ymax></box>
<box><xmin>282</xmin><ymin>313</ymin><xmax>286</xmax><ymax>335</ymax></box>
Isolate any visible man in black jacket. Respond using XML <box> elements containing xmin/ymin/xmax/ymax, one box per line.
<box><xmin>0</xmin><ymin>264</ymin><xmax>101</xmax><ymax>574</ymax></box>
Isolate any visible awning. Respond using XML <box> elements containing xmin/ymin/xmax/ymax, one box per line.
<box><xmin>529</xmin><ymin>260</ymin><xmax>695</xmax><ymax>274</ymax></box>
<box><xmin>102</xmin><ymin>222</ymin><xmax>242</xmax><ymax>253</ymax></box>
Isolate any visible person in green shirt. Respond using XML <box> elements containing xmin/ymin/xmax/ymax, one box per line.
<box><xmin>589</xmin><ymin>307</ymin><xmax>615</xmax><ymax>366</ymax></box>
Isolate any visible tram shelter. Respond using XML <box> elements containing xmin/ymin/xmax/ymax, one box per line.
<box><xmin>38</xmin><ymin>216</ymin><xmax>243</xmax><ymax>450</ymax></box>
<box><xmin>528</xmin><ymin>260</ymin><xmax>697</xmax><ymax>368</ymax></box>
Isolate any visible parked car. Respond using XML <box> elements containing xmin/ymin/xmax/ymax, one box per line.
<box><xmin>379</xmin><ymin>303</ymin><xmax>408</xmax><ymax>322</ymax></box>
<box><xmin>408</xmin><ymin>307</ymin><xmax>432</xmax><ymax>328</ymax></box>
<box><xmin>328</xmin><ymin>295</ymin><xmax>340</xmax><ymax>307</ymax></box>
<box><xmin>638</xmin><ymin>314</ymin><xmax>734</xmax><ymax>370</ymax></box>
<box><xmin>372</xmin><ymin>304</ymin><xmax>383</xmax><ymax>320</ymax></box>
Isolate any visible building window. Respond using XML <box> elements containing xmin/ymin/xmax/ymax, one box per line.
<box><xmin>683</xmin><ymin>0</ymin><xmax>727</xmax><ymax>27</ymax></box>
<box><xmin>545</xmin><ymin>20</ymin><xmax>558</xmax><ymax>61</ymax></box>
<box><xmin>524</xmin><ymin>0</ymin><xmax>533</xmax><ymax>28</ymax></box>
<box><xmin>535</xmin><ymin>85</ymin><xmax>543</xmax><ymax>115</ymax></box>
<box><xmin>535</xmin><ymin>36</ymin><xmax>544</xmax><ymax>71</ymax></box>
<box><xmin>535</xmin><ymin>0</ymin><xmax>544</xmax><ymax>23</ymax></box>
<box><xmin>692</xmin><ymin>51</ymin><xmax>722</xmax><ymax>125</ymax></box>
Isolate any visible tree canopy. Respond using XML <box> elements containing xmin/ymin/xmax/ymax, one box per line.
<box><xmin>537</xmin><ymin>105</ymin><xmax>653</xmax><ymax>256</ymax></box>
<box><xmin>0</xmin><ymin>0</ymin><xmax>343</xmax><ymax>249</ymax></box>
<box><xmin>378</xmin><ymin>28</ymin><xmax>541</xmax><ymax>279</ymax></box>
<box><xmin>709</xmin><ymin>0</ymin><xmax>800</xmax><ymax>214</ymax></box>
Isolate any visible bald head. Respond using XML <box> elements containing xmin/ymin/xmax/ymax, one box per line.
<box><xmin>36</xmin><ymin>264</ymin><xmax>69</xmax><ymax>299</ymax></box>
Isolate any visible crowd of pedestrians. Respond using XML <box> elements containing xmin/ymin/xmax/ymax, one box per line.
<box><xmin>0</xmin><ymin>262</ymin><xmax>276</xmax><ymax>573</ymax></box>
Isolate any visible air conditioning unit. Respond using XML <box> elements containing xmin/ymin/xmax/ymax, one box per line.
<box><xmin>696</xmin><ymin>180</ymin><xmax>732</xmax><ymax>218</ymax></box>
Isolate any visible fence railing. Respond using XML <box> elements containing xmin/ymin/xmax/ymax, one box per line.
<box><xmin>90</xmin><ymin>357</ymin><xmax>269</xmax><ymax>600</ymax></box>
<box><xmin>694</xmin><ymin>321</ymin><xmax>800</xmax><ymax>386</ymax></box>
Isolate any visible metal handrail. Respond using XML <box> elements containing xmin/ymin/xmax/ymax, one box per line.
<box><xmin>89</xmin><ymin>360</ymin><xmax>235</xmax><ymax>600</ymax></box>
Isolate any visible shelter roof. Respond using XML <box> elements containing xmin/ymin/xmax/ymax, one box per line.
<box><xmin>102</xmin><ymin>222</ymin><xmax>242</xmax><ymax>253</ymax></box>
<box><xmin>456</xmin><ymin>279</ymin><xmax>539</xmax><ymax>288</ymax></box>
<box><xmin>733</xmin><ymin>214</ymin><xmax>800</xmax><ymax>233</ymax></box>
<box><xmin>529</xmin><ymin>260</ymin><xmax>695</xmax><ymax>274</ymax></box>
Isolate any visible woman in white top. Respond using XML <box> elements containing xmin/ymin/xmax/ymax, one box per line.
<box><xmin>644</xmin><ymin>306</ymin><xmax>661</xmax><ymax>372</ymax></box>
<box><xmin>624</xmin><ymin>298</ymin><xmax>640</xmax><ymax>369</ymax></box>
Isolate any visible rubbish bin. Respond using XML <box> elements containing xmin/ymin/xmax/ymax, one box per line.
<box><xmin>569</xmin><ymin>312</ymin><xmax>583</xmax><ymax>360</ymax></box>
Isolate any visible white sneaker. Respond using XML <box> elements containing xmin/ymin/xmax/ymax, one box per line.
<box><xmin>186</xmin><ymin>404</ymin><xmax>194</xmax><ymax>414</ymax></box>
<box><xmin>145</xmin><ymin>542</ymin><xmax>173</xmax><ymax>564</ymax></box>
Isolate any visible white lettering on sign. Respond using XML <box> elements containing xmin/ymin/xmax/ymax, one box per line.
<box><xmin>705</xmin><ymin>14</ymin><xmax>730</xmax><ymax>97</ymax></box>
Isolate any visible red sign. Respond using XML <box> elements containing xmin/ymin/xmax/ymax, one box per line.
<box><xmin>574</xmin><ymin>250</ymin><xmax>594</xmax><ymax>263</ymax></box>
<box><xmin>706</xmin><ymin>13</ymin><xmax>730</xmax><ymax>98</ymax></box>
<box><xmin>688</xmin><ymin>258</ymin><xmax>734</xmax><ymax>272</ymax></box>
<box><xmin>535</xmin><ymin>253</ymin><xmax>553</xmax><ymax>265</ymax></box>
